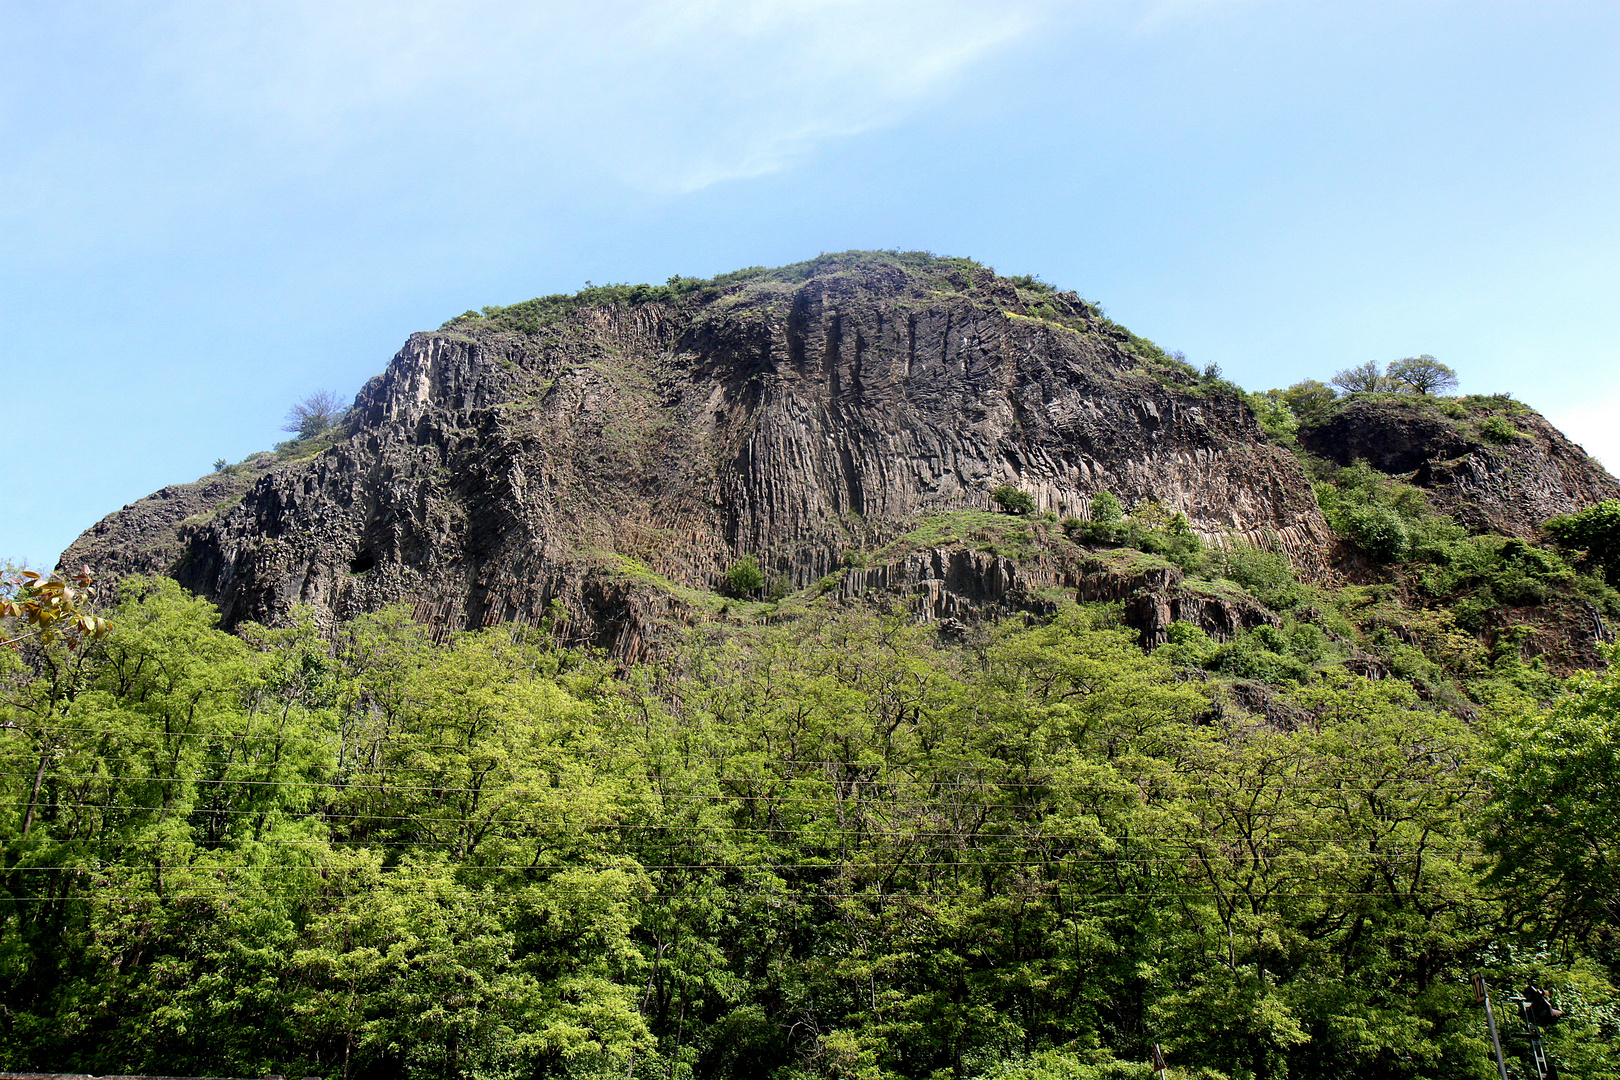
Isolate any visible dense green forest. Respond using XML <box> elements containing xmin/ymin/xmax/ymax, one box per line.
<box><xmin>3</xmin><ymin>560</ymin><xmax>1618</xmax><ymax>1080</ymax></box>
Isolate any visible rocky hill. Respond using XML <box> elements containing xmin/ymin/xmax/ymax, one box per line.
<box><xmin>60</xmin><ymin>251</ymin><xmax>1618</xmax><ymax>665</ymax></box>
<box><xmin>62</xmin><ymin>252</ymin><xmax>1335</xmax><ymax>650</ymax></box>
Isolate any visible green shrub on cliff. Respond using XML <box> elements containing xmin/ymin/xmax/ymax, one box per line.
<box><xmin>720</xmin><ymin>554</ymin><xmax>766</xmax><ymax>597</ymax></box>
<box><xmin>991</xmin><ymin>485</ymin><xmax>1037</xmax><ymax>515</ymax></box>
<box><xmin>1546</xmin><ymin>498</ymin><xmax>1620</xmax><ymax>585</ymax></box>
<box><xmin>1314</xmin><ymin>461</ymin><xmax>1455</xmax><ymax>562</ymax></box>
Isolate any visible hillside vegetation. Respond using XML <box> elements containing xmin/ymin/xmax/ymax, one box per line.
<box><xmin>2</xmin><ymin>566</ymin><xmax>1618</xmax><ymax>1080</ymax></box>
<box><xmin>27</xmin><ymin>251</ymin><xmax>1620</xmax><ymax>1080</ymax></box>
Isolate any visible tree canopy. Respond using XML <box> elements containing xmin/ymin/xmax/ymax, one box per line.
<box><xmin>1388</xmin><ymin>355</ymin><xmax>1459</xmax><ymax>395</ymax></box>
<box><xmin>1329</xmin><ymin>356</ymin><xmax>1458</xmax><ymax>396</ymax></box>
<box><xmin>1</xmin><ymin>578</ymin><xmax>1616</xmax><ymax>1080</ymax></box>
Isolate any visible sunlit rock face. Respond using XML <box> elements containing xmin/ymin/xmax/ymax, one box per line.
<box><xmin>65</xmin><ymin>253</ymin><xmax>1341</xmax><ymax>654</ymax></box>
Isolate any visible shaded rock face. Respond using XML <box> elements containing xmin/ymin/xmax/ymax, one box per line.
<box><xmin>1299</xmin><ymin>398</ymin><xmax>1620</xmax><ymax>538</ymax></box>
<box><xmin>64</xmin><ymin>257</ymin><xmax>1331</xmax><ymax>645</ymax></box>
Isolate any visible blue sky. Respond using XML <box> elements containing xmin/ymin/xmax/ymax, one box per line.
<box><xmin>3</xmin><ymin>0</ymin><xmax>1618</xmax><ymax>567</ymax></box>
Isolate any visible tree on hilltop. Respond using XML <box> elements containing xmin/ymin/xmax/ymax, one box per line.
<box><xmin>1387</xmin><ymin>354</ymin><xmax>1458</xmax><ymax>395</ymax></box>
<box><xmin>1331</xmin><ymin>356</ymin><xmax>1457</xmax><ymax>396</ymax></box>
<box><xmin>1330</xmin><ymin>361</ymin><xmax>1391</xmax><ymax>394</ymax></box>
<box><xmin>1279</xmin><ymin>378</ymin><xmax>1338</xmax><ymax>416</ymax></box>
<box><xmin>284</xmin><ymin>389</ymin><xmax>346</xmax><ymax>440</ymax></box>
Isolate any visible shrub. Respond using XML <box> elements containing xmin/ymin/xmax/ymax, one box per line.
<box><xmin>1315</xmin><ymin>462</ymin><xmax>1455</xmax><ymax>563</ymax></box>
<box><xmin>1120</xmin><ymin>520</ymin><xmax>1204</xmax><ymax>572</ymax></box>
<box><xmin>767</xmin><ymin>573</ymin><xmax>792</xmax><ymax>601</ymax></box>
<box><xmin>1156</xmin><ymin>621</ymin><xmax>1217</xmax><ymax>667</ymax></box>
<box><xmin>1479</xmin><ymin>415</ymin><xmax>1522</xmax><ymax>444</ymax></box>
<box><xmin>1342</xmin><ymin>503</ymin><xmax>1411</xmax><ymax>561</ymax></box>
<box><xmin>1545</xmin><ymin>499</ymin><xmax>1620</xmax><ymax>584</ymax></box>
<box><xmin>991</xmin><ymin>486</ymin><xmax>1037</xmax><ymax>515</ymax></box>
<box><xmin>1089</xmin><ymin>491</ymin><xmax>1123</xmax><ymax>524</ymax></box>
<box><xmin>1220</xmin><ymin>545</ymin><xmax>1305</xmax><ymax>610</ymax></box>
<box><xmin>721</xmin><ymin>555</ymin><xmax>766</xmax><ymax>598</ymax></box>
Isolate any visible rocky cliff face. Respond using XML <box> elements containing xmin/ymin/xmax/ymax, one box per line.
<box><xmin>1297</xmin><ymin>395</ymin><xmax>1619</xmax><ymax>538</ymax></box>
<box><xmin>62</xmin><ymin>253</ymin><xmax>1334</xmax><ymax>647</ymax></box>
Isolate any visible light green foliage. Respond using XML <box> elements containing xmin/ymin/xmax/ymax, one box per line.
<box><xmin>1249</xmin><ymin>389</ymin><xmax>1300</xmax><ymax>444</ymax></box>
<box><xmin>1315</xmin><ymin>462</ymin><xmax>1457</xmax><ymax>562</ymax></box>
<box><xmin>720</xmin><ymin>555</ymin><xmax>766</xmax><ymax>598</ymax></box>
<box><xmin>1387</xmin><ymin>355</ymin><xmax>1459</xmax><ymax>395</ymax></box>
<box><xmin>1546</xmin><ymin>498</ymin><xmax>1620</xmax><ymax>585</ymax></box>
<box><xmin>1330</xmin><ymin>357</ymin><xmax>1457</xmax><ymax>397</ymax></box>
<box><xmin>991</xmin><ymin>485</ymin><xmax>1037</xmax><ymax>515</ymax></box>
<box><xmin>1478</xmin><ymin>415</ymin><xmax>1522</xmax><ymax>444</ymax></box>
<box><xmin>1089</xmin><ymin>490</ymin><xmax>1123</xmax><ymax>524</ymax></box>
<box><xmin>4</xmin><ymin>580</ymin><xmax>1618</xmax><ymax>1079</ymax></box>
<box><xmin>1215</xmin><ymin>544</ymin><xmax>1305</xmax><ymax>611</ymax></box>
<box><xmin>1485</xmin><ymin>645</ymin><xmax>1620</xmax><ymax>953</ymax></box>
<box><xmin>1413</xmin><ymin>534</ymin><xmax>1576</xmax><ymax>630</ymax></box>
<box><xmin>766</xmin><ymin>572</ymin><xmax>792</xmax><ymax>601</ymax></box>
<box><xmin>1206</xmin><ymin>627</ymin><xmax>1314</xmax><ymax>684</ymax></box>
<box><xmin>1279</xmin><ymin>379</ymin><xmax>1338</xmax><ymax>417</ymax></box>
<box><xmin>1063</xmin><ymin>493</ymin><xmax>1204</xmax><ymax>571</ymax></box>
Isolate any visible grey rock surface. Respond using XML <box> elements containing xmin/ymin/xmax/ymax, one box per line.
<box><xmin>63</xmin><ymin>256</ymin><xmax>1337</xmax><ymax>648</ymax></box>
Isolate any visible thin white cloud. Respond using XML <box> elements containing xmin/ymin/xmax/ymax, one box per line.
<box><xmin>132</xmin><ymin>0</ymin><xmax>1052</xmax><ymax>193</ymax></box>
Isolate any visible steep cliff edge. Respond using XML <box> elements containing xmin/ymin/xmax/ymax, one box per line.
<box><xmin>61</xmin><ymin>253</ymin><xmax>1331</xmax><ymax>645</ymax></box>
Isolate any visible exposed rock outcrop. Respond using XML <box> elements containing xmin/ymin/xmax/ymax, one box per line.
<box><xmin>1298</xmin><ymin>396</ymin><xmax>1619</xmax><ymax>538</ymax></box>
<box><xmin>62</xmin><ymin>254</ymin><xmax>1334</xmax><ymax>650</ymax></box>
<box><xmin>822</xmin><ymin>539</ymin><xmax>1275</xmax><ymax>649</ymax></box>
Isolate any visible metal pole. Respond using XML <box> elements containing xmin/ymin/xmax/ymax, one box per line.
<box><xmin>1482</xmin><ymin>994</ymin><xmax>1511</xmax><ymax>1080</ymax></box>
<box><xmin>1483</xmin><ymin>977</ymin><xmax>1516</xmax><ymax>1080</ymax></box>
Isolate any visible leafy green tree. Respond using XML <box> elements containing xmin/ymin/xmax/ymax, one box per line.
<box><xmin>1279</xmin><ymin>379</ymin><xmax>1338</xmax><ymax>417</ymax></box>
<box><xmin>5</xmin><ymin>570</ymin><xmax>1616</xmax><ymax>1079</ymax></box>
<box><xmin>720</xmin><ymin>555</ymin><xmax>766</xmax><ymax>598</ymax></box>
<box><xmin>1249</xmin><ymin>390</ymin><xmax>1300</xmax><ymax>444</ymax></box>
<box><xmin>1387</xmin><ymin>355</ymin><xmax>1458</xmax><ymax>395</ymax></box>
<box><xmin>1485</xmin><ymin>645</ymin><xmax>1620</xmax><ymax>958</ymax></box>
<box><xmin>992</xmin><ymin>485</ymin><xmax>1037</xmax><ymax>515</ymax></box>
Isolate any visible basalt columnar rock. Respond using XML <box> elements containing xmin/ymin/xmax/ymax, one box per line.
<box><xmin>67</xmin><ymin>251</ymin><xmax>1609</xmax><ymax>660</ymax></box>
<box><xmin>62</xmin><ymin>253</ymin><xmax>1333</xmax><ymax>650</ymax></box>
